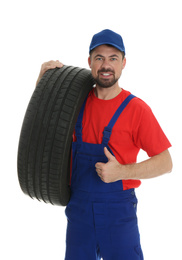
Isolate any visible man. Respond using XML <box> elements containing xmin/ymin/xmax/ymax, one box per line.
<box><xmin>36</xmin><ymin>29</ymin><xmax>172</xmax><ymax>260</ymax></box>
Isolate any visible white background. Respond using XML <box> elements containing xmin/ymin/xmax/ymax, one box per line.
<box><xmin>0</xmin><ymin>0</ymin><xmax>181</xmax><ymax>259</ymax></box>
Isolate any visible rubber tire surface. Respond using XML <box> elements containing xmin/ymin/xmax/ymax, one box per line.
<box><xmin>17</xmin><ymin>66</ymin><xmax>94</xmax><ymax>206</ymax></box>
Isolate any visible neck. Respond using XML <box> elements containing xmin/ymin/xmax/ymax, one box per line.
<box><xmin>94</xmin><ymin>84</ymin><xmax>122</xmax><ymax>100</ymax></box>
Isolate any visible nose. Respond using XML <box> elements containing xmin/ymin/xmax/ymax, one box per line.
<box><xmin>100</xmin><ymin>59</ymin><xmax>112</xmax><ymax>70</ymax></box>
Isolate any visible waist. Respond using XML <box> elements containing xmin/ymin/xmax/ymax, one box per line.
<box><xmin>70</xmin><ymin>188</ymin><xmax>135</xmax><ymax>202</ymax></box>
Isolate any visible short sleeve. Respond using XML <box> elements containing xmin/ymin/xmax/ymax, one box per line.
<box><xmin>133</xmin><ymin>99</ymin><xmax>171</xmax><ymax>157</ymax></box>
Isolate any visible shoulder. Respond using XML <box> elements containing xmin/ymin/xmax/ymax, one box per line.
<box><xmin>132</xmin><ymin>97</ymin><xmax>152</xmax><ymax>112</ymax></box>
<box><xmin>122</xmin><ymin>89</ymin><xmax>152</xmax><ymax>113</ymax></box>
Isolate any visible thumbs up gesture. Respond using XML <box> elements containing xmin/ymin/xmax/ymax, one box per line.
<box><xmin>95</xmin><ymin>147</ymin><xmax>127</xmax><ymax>183</ymax></box>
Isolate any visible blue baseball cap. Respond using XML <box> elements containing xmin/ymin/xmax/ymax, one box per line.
<box><xmin>89</xmin><ymin>29</ymin><xmax>125</xmax><ymax>55</ymax></box>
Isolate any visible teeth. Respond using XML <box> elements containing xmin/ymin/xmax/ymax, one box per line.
<box><xmin>102</xmin><ymin>73</ymin><xmax>110</xmax><ymax>76</ymax></box>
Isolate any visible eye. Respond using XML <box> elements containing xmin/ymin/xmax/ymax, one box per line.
<box><xmin>110</xmin><ymin>57</ymin><xmax>117</xmax><ymax>61</ymax></box>
<box><xmin>96</xmin><ymin>57</ymin><xmax>103</xmax><ymax>61</ymax></box>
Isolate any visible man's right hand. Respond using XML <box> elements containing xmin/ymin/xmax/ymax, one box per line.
<box><xmin>36</xmin><ymin>60</ymin><xmax>64</xmax><ymax>86</ymax></box>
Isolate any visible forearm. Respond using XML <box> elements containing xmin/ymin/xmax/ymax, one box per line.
<box><xmin>125</xmin><ymin>149</ymin><xmax>172</xmax><ymax>180</ymax></box>
<box><xmin>95</xmin><ymin>148</ymin><xmax>172</xmax><ymax>183</ymax></box>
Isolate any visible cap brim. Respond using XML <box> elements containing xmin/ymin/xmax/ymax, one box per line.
<box><xmin>89</xmin><ymin>42</ymin><xmax>125</xmax><ymax>54</ymax></box>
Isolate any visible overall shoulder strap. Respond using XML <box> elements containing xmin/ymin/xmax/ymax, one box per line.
<box><xmin>102</xmin><ymin>94</ymin><xmax>136</xmax><ymax>145</ymax></box>
<box><xmin>75</xmin><ymin>96</ymin><xmax>87</xmax><ymax>142</ymax></box>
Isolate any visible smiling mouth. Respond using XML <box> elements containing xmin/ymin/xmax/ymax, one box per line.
<box><xmin>102</xmin><ymin>73</ymin><xmax>111</xmax><ymax>76</ymax></box>
<box><xmin>100</xmin><ymin>72</ymin><xmax>113</xmax><ymax>78</ymax></box>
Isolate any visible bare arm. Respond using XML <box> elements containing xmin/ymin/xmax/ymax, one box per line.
<box><xmin>95</xmin><ymin>148</ymin><xmax>172</xmax><ymax>183</ymax></box>
<box><xmin>125</xmin><ymin>149</ymin><xmax>172</xmax><ymax>180</ymax></box>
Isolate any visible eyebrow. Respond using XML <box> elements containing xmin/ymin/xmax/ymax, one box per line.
<box><xmin>94</xmin><ymin>54</ymin><xmax>119</xmax><ymax>59</ymax></box>
<box><xmin>94</xmin><ymin>54</ymin><xmax>104</xmax><ymax>59</ymax></box>
<box><xmin>109</xmin><ymin>54</ymin><xmax>119</xmax><ymax>58</ymax></box>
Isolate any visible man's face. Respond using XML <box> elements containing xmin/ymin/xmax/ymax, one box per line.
<box><xmin>88</xmin><ymin>45</ymin><xmax>126</xmax><ymax>88</ymax></box>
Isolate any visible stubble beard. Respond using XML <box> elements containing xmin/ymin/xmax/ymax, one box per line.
<box><xmin>93</xmin><ymin>69</ymin><xmax>119</xmax><ymax>88</ymax></box>
<box><xmin>94</xmin><ymin>76</ymin><xmax>118</xmax><ymax>88</ymax></box>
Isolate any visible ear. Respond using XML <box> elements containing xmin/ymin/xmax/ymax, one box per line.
<box><xmin>122</xmin><ymin>57</ymin><xmax>126</xmax><ymax>69</ymax></box>
<box><xmin>88</xmin><ymin>56</ymin><xmax>92</xmax><ymax>68</ymax></box>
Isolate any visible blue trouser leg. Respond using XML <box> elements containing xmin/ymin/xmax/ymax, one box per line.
<box><xmin>65</xmin><ymin>221</ymin><xmax>101</xmax><ymax>260</ymax></box>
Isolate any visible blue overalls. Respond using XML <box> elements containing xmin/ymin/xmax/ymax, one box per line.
<box><xmin>65</xmin><ymin>94</ymin><xmax>144</xmax><ymax>260</ymax></box>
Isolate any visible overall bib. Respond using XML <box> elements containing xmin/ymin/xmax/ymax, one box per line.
<box><xmin>65</xmin><ymin>94</ymin><xmax>144</xmax><ymax>260</ymax></box>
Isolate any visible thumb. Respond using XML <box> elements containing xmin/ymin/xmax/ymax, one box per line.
<box><xmin>104</xmin><ymin>147</ymin><xmax>115</xmax><ymax>161</ymax></box>
<box><xmin>95</xmin><ymin>162</ymin><xmax>105</xmax><ymax>169</ymax></box>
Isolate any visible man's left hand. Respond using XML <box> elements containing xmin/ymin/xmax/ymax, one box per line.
<box><xmin>95</xmin><ymin>147</ymin><xmax>127</xmax><ymax>183</ymax></box>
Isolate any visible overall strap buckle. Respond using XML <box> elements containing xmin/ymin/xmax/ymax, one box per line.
<box><xmin>102</xmin><ymin>126</ymin><xmax>112</xmax><ymax>146</ymax></box>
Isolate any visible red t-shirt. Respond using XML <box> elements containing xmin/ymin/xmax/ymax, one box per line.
<box><xmin>73</xmin><ymin>88</ymin><xmax>171</xmax><ymax>190</ymax></box>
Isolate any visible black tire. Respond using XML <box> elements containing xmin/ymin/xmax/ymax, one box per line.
<box><xmin>17</xmin><ymin>66</ymin><xmax>94</xmax><ymax>206</ymax></box>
